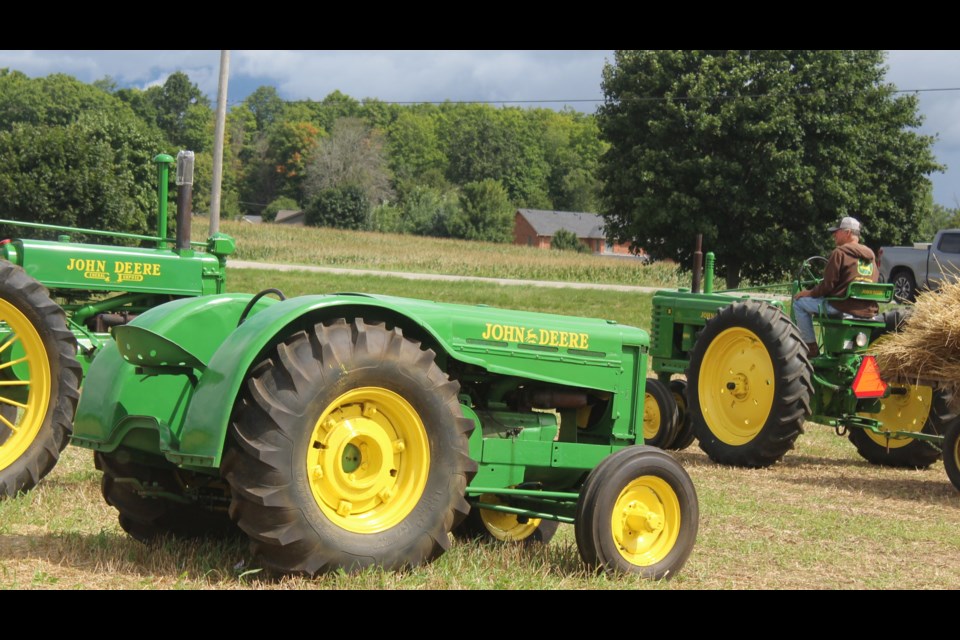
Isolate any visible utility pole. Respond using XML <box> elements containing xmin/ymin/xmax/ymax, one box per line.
<box><xmin>209</xmin><ymin>50</ymin><xmax>230</xmax><ymax>234</ymax></box>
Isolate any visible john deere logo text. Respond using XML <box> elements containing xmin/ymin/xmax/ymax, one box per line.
<box><xmin>481</xmin><ymin>323</ymin><xmax>590</xmax><ymax>349</ymax></box>
<box><xmin>67</xmin><ymin>258</ymin><xmax>162</xmax><ymax>283</ymax></box>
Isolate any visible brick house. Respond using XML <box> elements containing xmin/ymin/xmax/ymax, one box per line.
<box><xmin>514</xmin><ymin>209</ymin><xmax>640</xmax><ymax>257</ymax></box>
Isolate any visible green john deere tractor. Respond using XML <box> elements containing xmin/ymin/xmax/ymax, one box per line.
<box><xmin>0</xmin><ymin>152</ymin><xmax>234</xmax><ymax>498</ymax></box>
<box><xmin>1</xmin><ymin>153</ymin><xmax>699</xmax><ymax>578</ymax></box>
<box><xmin>644</xmin><ymin>250</ymin><xmax>960</xmax><ymax>491</ymax></box>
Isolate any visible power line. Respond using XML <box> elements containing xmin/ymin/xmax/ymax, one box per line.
<box><xmin>224</xmin><ymin>86</ymin><xmax>960</xmax><ymax>108</ymax></box>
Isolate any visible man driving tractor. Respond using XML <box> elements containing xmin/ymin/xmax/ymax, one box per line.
<box><xmin>793</xmin><ymin>216</ymin><xmax>880</xmax><ymax>358</ymax></box>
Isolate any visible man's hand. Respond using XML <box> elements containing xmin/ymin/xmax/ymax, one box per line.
<box><xmin>794</xmin><ymin>290</ymin><xmax>811</xmax><ymax>299</ymax></box>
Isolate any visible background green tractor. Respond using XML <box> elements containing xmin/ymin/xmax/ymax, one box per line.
<box><xmin>71</xmin><ymin>288</ymin><xmax>699</xmax><ymax>578</ymax></box>
<box><xmin>0</xmin><ymin>152</ymin><xmax>234</xmax><ymax>498</ymax></box>
<box><xmin>646</xmin><ymin>250</ymin><xmax>958</xmax><ymax>489</ymax></box>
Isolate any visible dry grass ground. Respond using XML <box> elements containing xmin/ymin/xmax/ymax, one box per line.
<box><xmin>1</xmin><ymin>424</ymin><xmax>956</xmax><ymax>590</ymax></box>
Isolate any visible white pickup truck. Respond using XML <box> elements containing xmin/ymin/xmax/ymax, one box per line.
<box><xmin>878</xmin><ymin>229</ymin><xmax>960</xmax><ymax>302</ymax></box>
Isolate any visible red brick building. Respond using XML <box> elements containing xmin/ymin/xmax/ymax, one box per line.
<box><xmin>514</xmin><ymin>209</ymin><xmax>642</xmax><ymax>257</ymax></box>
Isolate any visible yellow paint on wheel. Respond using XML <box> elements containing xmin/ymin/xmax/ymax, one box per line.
<box><xmin>858</xmin><ymin>384</ymin><xmax>932</xmax><ymax>450</ymax></box>
<box><xmin>698</xmin><ymin>327</ymin><xmax>774</xmax><ymax>446</ymax></box>
<box><xmin>0</xmin><ymin>300</ymin><xmax>51</xmax><ymax>472</ymax></box>
<box><xmin>477</xmin><ymin>493</ymin><xmax>542</xmax><ymax>542</ymax></box>
<box><xmin>611</xmin><ymin>476</ymin><xmax>680</xmax><ymax>566</ymax></box>
<box><xmin>305</xmin><ymin>387</ymin><xmax>429</xmax><ymax>534</ymax></box>
<box><xmin>643</xmin><ymin>390</ymin><xmax>663</xmax><ymax>441</ymax></box>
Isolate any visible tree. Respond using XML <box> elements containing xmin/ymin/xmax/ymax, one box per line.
<box><xmin>262</xmin><ymin>196</ymin><xmax>300</xmax><ymax>222</ymax></box>
<box><xmin>305</xmin><ymin>185</ymin><xmax>369</xmax><ymax>230</ymax></box>
<box><xmin>0</xmin><ymin>72</ymin><xmax>166</xmax><ymax>237</ymax></box>
<box><xmin>551</xmin><ymin>228</ymin><xmax>588</xmax><ymax>252</ymax></box>
<box><xmin>598</xmin><ymin>50</ymin><xmax>942</xmax><ymax>288</ymax></box>
<box><xmin>304</xmin><ymin>117</ymin><xmax>393</xmax><ymax>206</ymax></box>
<box><xmin>446</xmin><ymin>179</ymin><xmax>514</xmax><ymax>243</ymax></box>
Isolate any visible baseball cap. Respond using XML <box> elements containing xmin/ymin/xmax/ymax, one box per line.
<box><xmin>827</xmin><ymin>217</ymin><xmax>861</xmax><ymax>233</ymax></box>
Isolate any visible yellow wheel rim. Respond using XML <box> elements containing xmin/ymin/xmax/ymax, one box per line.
<box><xmin>611</xmin><ymin>476</ymin><xmax>680</xmax><ymax>566</ymax></box>
<box><xmin>858</xmin><ymin>384</ymin><xmax>932</xmax><ymax>450</ymax></box>
<box><xmin>0</xmin><ymin>300</ymin><xmax>51</xmax><ymax>472</ymax></box>
<box><xmin>698</xmin><ymin>327</ymin><xmax>775</xmax><ymax>445</ymax></box>
<box><xmin>642</xmin><ymin>390</ymin><xmax>662</xmax><ymax>441</ymax></box>
<box><xmin>477</xmin><ymin>493</ymin><xmax>542</xmax><ymax>542</ymax></box>
<box><xmin>305</xmin><ymin>387</ymin><xmax>429</xmax><ymax>534</ymax></box>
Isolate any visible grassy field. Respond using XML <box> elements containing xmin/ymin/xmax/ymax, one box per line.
<box><xmin>197</xmin><ymin>218</ymin><xmax>686</xmax><ymax>289</ymax></box>
<box><xmin>2</xmin><ymin>267</ymin><xmax>958</xmax><ymax>590</ymax></box>
<box><xmin>1</xmin><ymin>422</ymin><xmax>956</xmax><ymax>590</ymax></box>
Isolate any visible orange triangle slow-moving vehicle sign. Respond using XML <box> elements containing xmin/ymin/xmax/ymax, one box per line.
<box><xmin>852</xmin><ymin>355</ymin><xmax>888</xmax><ymax>399</ymax></box>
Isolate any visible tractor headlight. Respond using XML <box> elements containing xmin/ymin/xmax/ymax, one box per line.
<box><xmin>843</xmin><ymin>333</ymin><xmax>869</xmax><ymax>351</ymax></box>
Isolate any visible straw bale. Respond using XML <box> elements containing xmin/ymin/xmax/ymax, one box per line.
<box><xmin>871</xmin><ymin>276</ymin><xmax>960</xmax><ymax>402</ymax></box>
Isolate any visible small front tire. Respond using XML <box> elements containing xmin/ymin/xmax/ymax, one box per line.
<box><xmin>575</xmin><ymin>446</ymin><xmax>698</xmax><ymax>578</ymax></box>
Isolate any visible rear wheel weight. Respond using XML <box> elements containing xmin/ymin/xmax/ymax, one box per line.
<box><xmin>687</xmin><ymin>300</ymin><xmax>812</xmax><ymax>468</ymax></box>
<box><xmin>0</xmin><ymin>262</ymin><xmax>80</xmax><ymax>498</ymax></box>
<box><xmin>223</xmin><ymin>318</ymin><xmax>475</xmax><ymax>576</ymax></box>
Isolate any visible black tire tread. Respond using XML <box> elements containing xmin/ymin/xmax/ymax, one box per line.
<box><xmin>223</xmin><ymin>318</ymin><xmax>475</xmax><ymax>576</ymax></box>
<box><xmin>98</xmin><ymin>452</ymin><xmax>239</xmax><ymax>541</ymax></box>
<box><xmin>574</xmin><ymin>445</ymin><xmax>698</xmax><ymax>578</ymax></box>
<box><xmin>642</xmin><ymin>378</ymin><xmax>679</xmax><ymax>449</ymax></box>
<box><xmin>687</xmin><ymin>300</ymin><xmax>813</xmax><ymax>468</ymax></box>
<box><xmin>666</xmin><ymin>379</ymin><xmax>696</xmax><ymax>451</ymax></box>
<box><xmin>0</xmin><ymin>261</ymin><xmax>81</xmax><ymax>498</ymax></box>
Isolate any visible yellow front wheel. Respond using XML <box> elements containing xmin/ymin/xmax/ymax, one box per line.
<box><xmin>0</xmin><ymin>262</ymin><xmax>80</xmax><ymax>498</ymax></box>
<box><xmin>575</xmin><ymin>446</ymin><xmax>698</xmax><ymax>578</ymax></box>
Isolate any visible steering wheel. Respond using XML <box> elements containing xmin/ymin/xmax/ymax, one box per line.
<box><xmin>796</xmin><ymin>256</ymin><xmax>828</xmax><ymax>292</ymax></box>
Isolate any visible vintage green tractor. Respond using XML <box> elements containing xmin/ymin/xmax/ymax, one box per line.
<box><xmin>0</xmin><ymin>152</ymin><xmax>234</xmax><ymax>498</ymax></box>
<box><xmin>645</xmin><ymin>250</ymin><xmax>960</xmax><ymax>490</ymax></box>
<box><xmin>1</xmin><ymin>152</ymin><xmax>700</xmax><ymax>578</ymax></box>
<box><xmin>70</xmin><ymin>290</ymin><xmax>699</xmax><ymax>577</ymax></box>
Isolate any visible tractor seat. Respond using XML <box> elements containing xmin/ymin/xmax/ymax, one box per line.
<box><xmin>817</xmin><ymin>281</ymin><xmax>892</xmax><ymax>325</ymax></box>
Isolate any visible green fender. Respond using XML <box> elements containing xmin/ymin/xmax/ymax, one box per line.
<box><xmin>75</xmin><ymin>291</ymin><xmax>649</xmax><ymax>469</ymax></box>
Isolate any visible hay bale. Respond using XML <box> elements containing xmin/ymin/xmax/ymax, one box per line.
<box><xmin>871</xmin><ymin>276</ymin><xmax>960</xmax><ymax>401</ymax></box>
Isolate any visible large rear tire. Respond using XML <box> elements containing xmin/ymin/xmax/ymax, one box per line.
<box><xmin>850</xmin><ymin>384</ymin><xmax>950</xmax><ymax>469</ymax></box>
<box><xmin>688</xmin><ymin>300</ymin><xmax>812</xmax><ymax>468</ymax></box>
<box><xmin>223</xmin><ymin>318</ymin><xmax>475</xmax><ymax>575</ymax></box>
<box><xmin>97</xmin><ymin>452</ymin><xmax>239</xmax><ymax>541</ymax></box>
<box><xmin>575</xmin><ymin>446</ymin><xmax>698</xmax><ymax>578</ymax></box>
<box><xmin>0</xmin><ymin>262</ymin><xmax>80</xmax><ymax>498</ymax></box>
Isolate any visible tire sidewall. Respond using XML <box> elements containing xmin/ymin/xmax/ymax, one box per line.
<box><xmin>0</xmin><ymin>264</ymin><xmax>75</xmax><ymax>491</ymax></box>
<box><xmin>281</xmin><ymin>343</ymin><xmax>465</xmax><ymax>561</ymax></box>
<box><xmin>688</xmin><ymin>301</ymin><xmax>809</xmax><ymax>467</ymax></box>
<box><xmin>588</xmin><ymin>448</ymin><xmax>698</xmax><ymax>578</ymax></box>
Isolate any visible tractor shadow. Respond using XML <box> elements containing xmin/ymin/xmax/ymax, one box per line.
<box><xmin>0</xmin><ymin>529</ymin><xmax>258</xmax><ymax>587</ymax></box>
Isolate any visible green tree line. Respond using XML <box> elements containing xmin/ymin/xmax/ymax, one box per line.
<box><xmin>1</xmin><ymin>54</ymin><xmax>954</xmax><ymax>283</ymax></box>
<box><xmin>0</xmin><ymin>68</ymin><xmax>606</xmax><ymax>244</ymax></box>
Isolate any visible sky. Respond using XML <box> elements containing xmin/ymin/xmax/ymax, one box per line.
<box><xmin>1</xmin><ymin>50</ymin><xmax>959</xmax><ymax>208</ymax></box>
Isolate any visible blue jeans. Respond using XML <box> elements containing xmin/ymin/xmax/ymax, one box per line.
<box><xmin>793</xmin><ymin>297</ymin><xmax>838</xmax><ymax>343</ymax></box>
